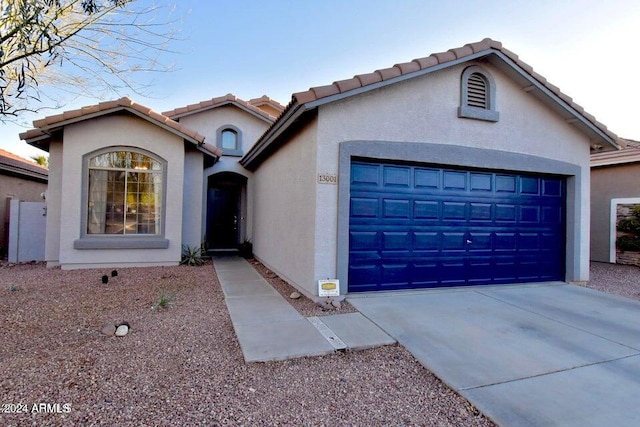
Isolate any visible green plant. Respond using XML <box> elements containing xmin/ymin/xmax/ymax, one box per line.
<box><xmin>238</xmin><ymin>239</ymin><xmax>253</xmax><ymax>259</ymax></box>
<box><xmin>151</xmin><ymin>291</ymin><xmax>174</xmax><ymax>312</ymax></box>
<box><xmin>180</xmin><ymin>244</ymin><xmax>205</xmax><ymax>266</ymax></box>
<box><xmin>616</xmin><ymin>235</ymin><xmax>640</xmax><ymax>252</ymax></box>
<box><xmin>8</xmin><ymin>284</ymin><xmax>19</xmax><ymax>292</ymax></box>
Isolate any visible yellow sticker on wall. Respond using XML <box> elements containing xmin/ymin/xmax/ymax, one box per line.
<box><xmin>318</xmin><ymin>279</ymin><xmax>340</xmax><ymax>297</ymax></box>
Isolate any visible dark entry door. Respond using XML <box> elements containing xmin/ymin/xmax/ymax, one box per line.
<box><xmin>208</xmin><ymin>187</ymin><xmax>239</xmax><ymax>249</ymax></box>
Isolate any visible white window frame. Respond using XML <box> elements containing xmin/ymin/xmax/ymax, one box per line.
<box><xmin>609</xmin><ymin>197</ymin><xmax>640</xmax><ymax>262</ymax></box>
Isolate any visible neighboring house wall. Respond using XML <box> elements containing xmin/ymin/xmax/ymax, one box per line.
<box><xmin>55</xmin><ymin>115</ymin><xmax>189</xmax><ymax>269</ymax></box>
<box><xmin>590</xmin><ymin>163</ymin><xmax>640</xmax><ymax>262</ymax></box>
<box><xmin>0</xmin><ymin>174</ymin><xmax>47</xmax><ymax>254</ymax></box>
<box><xmin>252</xmin><ymin>117</ymin><xmax>319</xmax><ymax>297</ymax></box>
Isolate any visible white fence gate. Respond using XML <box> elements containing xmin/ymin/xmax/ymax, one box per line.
<box><xmin>8</xmin><ymin>200</ymin><xmax>46</xmax><ymax>263</ymax></box>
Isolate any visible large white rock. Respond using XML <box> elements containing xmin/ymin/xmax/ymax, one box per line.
<box><xmin>115</xmin><ymin>324</ymin><xmax>129</xmax><ymax>337</ymax></box>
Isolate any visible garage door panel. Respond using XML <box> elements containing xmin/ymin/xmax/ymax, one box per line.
<box><xmin>383</xmin><ymin>199</ymin><xmax>410</xmax><ymax>218</ymax></box>
<box><xmin>414</xmin><ymin>200</ymin><xmax>439</xmax><ymax>219</ymax></box>
<box><xmin>383</xmin><ymin>166</ymin><xmax>411</xmax><ymax>188</ymax></box>
<box><xmin>350</xmin><ymin>197</ymin><xmax>379</xmax><ymax>218</ymax></box>
<box><xmin>348</xmin><ymin>161</ymin><xmax>565</xmax><ymax>291</ymax></box>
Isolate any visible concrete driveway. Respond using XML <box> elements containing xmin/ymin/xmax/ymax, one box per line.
<box><xmin>348</xmin><ymin>283</ymin><xmax>640</xmax><ymax>427</ymax></box>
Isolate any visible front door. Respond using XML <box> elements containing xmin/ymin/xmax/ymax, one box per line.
<box><xmin>208</xmin><ymin>187</ymin><xmax>239</xmax><ymax>249</ymax></box>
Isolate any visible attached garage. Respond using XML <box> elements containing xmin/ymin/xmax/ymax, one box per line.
<box><xmin>242</xmin><ymin>38</ymin><xmax>622</xmax><ymax>300</ymax></box>
<box><xmin>348</xmin><ymin>160</ymin><xmax>565</xmax><ymax>291</ymax></box>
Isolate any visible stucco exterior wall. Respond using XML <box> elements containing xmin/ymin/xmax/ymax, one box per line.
<box><xmin>252</xmin><ymin>117</ymin><xmax>319</xmax><ymax>297</ymax></box>
<box><xmin>314</xmin><ymin>62</ymin><xmax>592</xmax><ymax>286</ymax></box>
<box><xmin>0</xmin><ymin>174</ymin><xmax>47</xmax><ymax>254</ymax></box>
<box><xmin>45</xmin><ymin>141</ymin><xmax>63</xmax><ymax>266</ymax></box>
<box><xmin>182</xmin><ymin>150</ymin><xmax>204</xmax><ymax>248</ymax></box>
<box><xmin>178</xmin><ymin>105</ymin><xmax>271</xmax><ymax>242</ymax></box>
<box><xmin>57</xmin><ymin>114</ymin><xmax>186</xmax><ymax>269</ymax></box>
<box><xmin>590</xmin><ymin>163</ymin><xmax>640</xmax><ymax>262</ymax></box>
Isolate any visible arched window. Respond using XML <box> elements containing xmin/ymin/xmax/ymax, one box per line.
<box><xmin>86</xmin><ymin>150</ymin><xmax>164</xmax><ymax>235</ymax></box>
<box><xmin>216</xmin><ymin>125</ymin><xmax>243</xmax><ymax>156</ymax></box>
<box><xmin>221</xmin><ymin>129</ymin><xmax>238</xmax><ymax>150</ymax></box>
<box><xmin>458</xmin><ymin>65</ymin><xmax>499</xmax><ymax>122</ymax></box>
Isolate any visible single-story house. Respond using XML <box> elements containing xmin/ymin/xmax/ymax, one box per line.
<box><xmin>0</xmin><ymin>148</ymin><xmax>48</xmax><ymax>256</ymax></box>
<box><xmin>590</xmin><ymin>139</ymin><xmax>640</xmax><ymax>264</ymax></box>
<box><xmin>21</xmin><ymin>38</ymin><xmax>621</xmax><ymax>298</ymax></box>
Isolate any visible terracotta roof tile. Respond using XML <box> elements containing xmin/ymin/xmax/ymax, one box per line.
<box><xmin>433</xmin><ymin>51</ymin><xmax>457</xmax><ymax>63</ymax></box>
<box><xmin>378</xmin><ymin>66</ymin><xmax>403</xmax><ymax>81</ymax></box>
<box><xmin>395</xmin><ymin>61</ymin><xmax>421</xmax><ymax>74</ymax></box>
<box><xmin>467</xmin><ymin>39</ymin><xmax>491</xmax><ymax>53</ymax></box>
<box><xmin>292</xmin><ymin>90</ymin><xmax>317</xmax><ymax>105</ymax></box>
<box><xmin>356</xmin><ymin>72</ymin><xmax>383</xmax><ymax>86</ymax></box>
<box><xmin>312</xmin><ymin>84</ymin><xmax>341</xmax><ymax>99</ymax></box>
<box><xmin>251</xmin><ymin>37</ymin><xmax>620</xmax><ymax>167</ymax></box>
<box><xmin>449</xmin><ymin>45</ymin><xmax>474</xmax><ymax>59</ymax></box>
<box><xmin>335</xmin><ymin>78</ymin><xmax>362</xmax><ymax>92</ymax></box>
<box><xmin>499</xmin><ymin>47</ymin><xmax>520</xmax><ymax>63</ymax></box>
<box><xmin>414</xmin><ymin>55</ymin><xmax>439</xmax><ymax>69</ymax></box>
<box><xmin>20</xmin><ymin>97</ymin><xmax>220</xmax><ymax>157</ymax></box>
<box><xmin>162</xmin><ymin>93</ymin><xmax>278</xmax><ymax>121</ymax></box>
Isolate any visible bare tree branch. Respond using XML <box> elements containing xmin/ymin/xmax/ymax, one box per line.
<box><xmin>0</xmin><ymin>0</ymin><xmax>179</xmax><ymax>118</ymax></box>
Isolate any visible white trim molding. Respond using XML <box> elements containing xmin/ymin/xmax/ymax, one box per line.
<box><xmin>609</xmin><ymin>197</ymin><xmax>640</xmax><ymax>263</ymax></box>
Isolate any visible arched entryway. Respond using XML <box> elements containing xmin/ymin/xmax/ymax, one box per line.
<box><xmin>206</xmin><ymin>172</ymin><xmax>247</xmax><ymax>250</ymax></box>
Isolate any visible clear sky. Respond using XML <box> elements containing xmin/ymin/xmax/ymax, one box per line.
<box><xmin>2</xmin><ymin>0</ymin><xmax>640</xmax><ymax>160</ymax></box>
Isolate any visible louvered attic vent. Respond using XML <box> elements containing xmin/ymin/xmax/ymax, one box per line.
<box><xmin>458</xmin><ymin>66</ymin><xmax>499</xmax><ymax>122</ymax></box>
<box><xmin>467</xmin><ymin>73</ymin><xmax>488</xmax><ymax>108</ymax></box>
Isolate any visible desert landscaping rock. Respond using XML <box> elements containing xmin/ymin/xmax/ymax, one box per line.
<box><xmin>100</xmin><ymin>323</ymin><xmax>116</xmax><ymax>336</ymax></box>
<box><xmin>331</xmin><ymin>300</ymin><xmax>342</xmax><ymax>309</ymax></box>
<box><xmin>115</xmin><ymin>324</ymin><xmax>129</xmax><ymax>337</ymax></box>
<box><xmin>289</xmin><ymin>291</ymin><xmax>301</xmax><ymax>299</ymax></box>
<box><xmin>0</xmin><ymin>260</ymin><xmax>500</xmax><ymax>426</ymax></box>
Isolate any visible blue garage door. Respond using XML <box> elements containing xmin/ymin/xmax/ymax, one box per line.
<box><xmin>348</xmin><ymin>160</ymin><xmax>565</xmax><ymax>292</ymax></box>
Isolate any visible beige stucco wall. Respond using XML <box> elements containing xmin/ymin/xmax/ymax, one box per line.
<box><xmin>182</xmin><ymin>150</ymin><xmax>204</xmax><ymax>248</ymax></box>
<box><xmin>178</xmin><ymin>105</ymin><xmax>271</xmax><ymax>243</ymax></box>
<box><xmin>590</xmin><ymin>163</ymin><xmax>640</xmax><ymax>262</ymax></box>
<box><xmin>252</xmin><ymin>117</ymin><xmax>319</xmax><ymax>297</ymax></box>
<box><xmin>56</xmin><ymin>114</ymin><xmax>187</xmax><ymax>269</ymax></box>
<box><xmin>45</xmin><ymin>141</ymin><xmax>63</xmax><ymax>266</ymax></box>
<box><xmin>312</xmin><ymin>62</ymin><xmax>592</xmax><ymax>285</ymax></box>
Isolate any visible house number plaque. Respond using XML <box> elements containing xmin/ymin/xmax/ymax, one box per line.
<box><xmin>317</xmin><ymin>173</ymin><xmax>338</xmax><ymax>185</ymax></box>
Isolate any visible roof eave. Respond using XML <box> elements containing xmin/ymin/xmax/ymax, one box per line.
<box><xmin>167</xmin><ymin>101</ymin><xmax>275</xmax><ymax>124</ymax></box>
<box><xmin>486</xmin><ymin>51</ymin><xmax>620</xmax><ymax>150</ymax></box>
<box><xmin>0</xmin><ymin>163</ymin><xmax>48</xmax><ymax>181</ymax></box>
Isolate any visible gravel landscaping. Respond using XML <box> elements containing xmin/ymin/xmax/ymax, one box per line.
<box><xmin>587</xmin><ymin>261</ymin><xmax>640</xmax><ymax>301</ymax></box>
<box><xmin>1</xmin><ymin>261</ymin><xmax>493</xmax><ymax>426</ymax></box>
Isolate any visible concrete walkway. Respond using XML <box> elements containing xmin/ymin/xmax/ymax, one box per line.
<box><xmin>213</xmin><ymin>256</ymin><xmax>394</xmax><ymax>362</ymax></box>
<box><xmin>348</xmin><ymin>283</ymin><xmax>640</xmax><ymax>427</ymax></box>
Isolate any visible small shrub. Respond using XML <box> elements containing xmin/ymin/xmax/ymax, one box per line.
<box><xmin>8</xmin><ymin>284</ymin><xmax>19</xmax><ymax>292</ymax></box>
<box><xmin>617</xmin><ymin>235</ymin><xmax>640</xmax><ymax>252</ymax></box>
<box><xmin>151</xmin><ymin>291</ymin><xmax>174</xmax><ymax>312</ymax></box>
<box><xmin>180</xmin><ymin>244</ymin><xmax>205</xmax><ymax>266</ymax></box>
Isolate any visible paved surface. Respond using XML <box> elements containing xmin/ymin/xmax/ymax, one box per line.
<box><xmin>214</xmin><ymin>257</ymin><xmax>394</xmax><ymax>362</ymax></box>
<box><xmin>348</xmin><ymin>283</ymin><xmax>640</xmax><ymax>427</ymax></box>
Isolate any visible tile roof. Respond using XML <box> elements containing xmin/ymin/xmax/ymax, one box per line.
<box><xmin>20</xmin><ymin>97</ymin><xmax>221</xmax><ymax>157</ymax></box>
<box><xmin>242</xmin><ymin>38</ymin><xmax>622</xmax><ymax>169</ymax></box>
<box><xmin>163</xmin><ymin>93</ymin><xmax>281</xmax><ymax>122</ymax></box>
<box><xmin>591</xmin><ymin>138</ymin><xmax>640</xmax><ymax>167</ymax></box>
<box><xmin>0</xmin><ymin>148</ymin><xmax>48</xmax><ymax>180</ymax></box>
